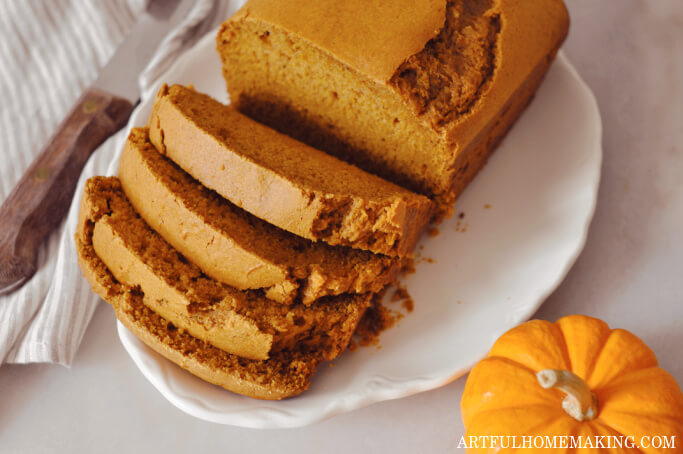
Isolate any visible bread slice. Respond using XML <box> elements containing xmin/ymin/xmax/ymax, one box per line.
<box><xmin>147</xmin><ymin>84</ymin><xmax>433</xmax><ymax>257</ymax></box>
<box><xmin>77</xmin><ymin>177</ymin><xmax>369</xmax><ymax>361</ymax></box>
<box><xmin>119</xmin><ymin>128</ymin><xmax>400</xmax><ymax>305</ymax></box>
<box><xmin>75</xmin><ymin>231</ymin><xmax>320</xmax><ymax>400</ymax></box>
<box><xmin>217</xmin><ymin>0</ymin><xmax>569</xmax><ymax>218</ymax></box>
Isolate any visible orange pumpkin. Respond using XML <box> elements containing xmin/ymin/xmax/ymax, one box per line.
<box><xmin>461</xmin><ymin>315</ymin><xmax>683</xmax><ymax>453</ymax></box>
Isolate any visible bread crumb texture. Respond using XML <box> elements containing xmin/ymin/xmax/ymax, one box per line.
<box><xmin>390</xmin><ymin>0</ymin><xmax>499</xmax><ymax>128</ymax></box>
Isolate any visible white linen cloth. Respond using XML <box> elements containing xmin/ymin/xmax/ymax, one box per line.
<box><xmin>0</xmin><ymin>0</ymin><xmax>242</xmax><ymax>365</ymax></box>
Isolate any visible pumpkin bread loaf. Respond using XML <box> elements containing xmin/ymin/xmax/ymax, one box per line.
<box><xmin>148</xmin><ymin>84</ymin><xmax>433</xmax><ymax>257</ymax></box>
<box><xmin>75</xmin><ymin>230</ymin><xmax>320</xmax><ymax>400</ymax></box>
<box><xmin>119</xmin><ymin>128</ymin><xmax>401</xmax><ymax>305</ymax></box>
<box><xmin>77</xmin><ymin>177</ymin><xmax>370</xmax><ymax>361</ymax></box>
<box><xmin>217</xmin><ymin>0</ymin><xmax>569</xmax><ymax>217</ymax></box>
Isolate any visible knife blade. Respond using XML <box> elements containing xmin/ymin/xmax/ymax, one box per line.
<box><xmin>94</xmin><ymin>0</ymin><xmax>195</xmax><ymax>100</ymax></box>
<box><xmin>0</xmin><ymin>0</ymin><xmax>196</xmax><ymax>295</ymax></box>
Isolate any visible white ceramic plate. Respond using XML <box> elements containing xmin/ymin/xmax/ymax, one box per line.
<box><xmin>112</xmin><ymin>30</ymin><xmax>602</xmax><ymax>428</ymax></box>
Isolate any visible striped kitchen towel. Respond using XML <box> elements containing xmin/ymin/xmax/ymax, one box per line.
<box><xmin>0</xmin><ymin>0</ymin><xmax>243</xmax><ymax>366</ymax></box>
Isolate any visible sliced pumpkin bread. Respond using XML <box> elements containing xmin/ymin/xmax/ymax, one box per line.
<box><xmin>75</xmin><ymin>231</ymin><xmax>320</xmax><ymax>400</ymax></box>
<box><xmin>119</xmin><ymin>128</ymin><xmax>400</xmax><ymax>305</ymax></box>
<box><xmin>148</xmin><ymin>84</ymin><xmax>433</xmax><ymax>257</ymax></box>
<box><xmin>77</xmin><ymin>177</ymin><xmax>370</xmax><ymax>361</ymax></box>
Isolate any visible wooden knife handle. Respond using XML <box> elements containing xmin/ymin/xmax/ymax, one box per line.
<box><xmin>0</xmin><ymin>87</ymin><xmax>134</xmax><ymax>292</ymax></box>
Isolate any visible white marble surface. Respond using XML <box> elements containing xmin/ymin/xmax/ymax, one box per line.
<box><xmin>1</xmin><ymin>1</ymin><xmax>681</xmax><ymax>452</ymax></box>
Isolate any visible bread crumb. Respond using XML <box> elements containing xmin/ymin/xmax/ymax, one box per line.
<box><xmin>427</xmin><ymin>226</ymin><xmax>440</xmax><ymax>237</ymax></box>
<box><xmin>484</xmin><ymin>204</ymin><xmax>491</xmax><ymax>209</ymax></box>
<box><xmin>401</xmin><ymin>257</ymin><xmax>416</xmax><ymax>275</ymax></box>
<box><xmin>391</xmin><ymin>283</ymin><xmax>414</xmax><ymax>313</ymax></box>
<box><xmin>402</xmin><ymin>297</ymin><xmax>414</xmax><ymax>313</ymax></box>
<box><xmin>416</xmin><ymin>256</ymin><xmax>436</xmax><ymax>265</ymax></box>
<box><xmin>352</xmin><ymin>262</ymin><xmax>416</xmax><ymax>350</ymax></box>
<box><xmin>353</xmin><ymin>298</ymin><xmax>403</xmax><ymax>348</ymax></box>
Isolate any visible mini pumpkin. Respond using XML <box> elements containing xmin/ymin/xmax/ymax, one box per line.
<box><xmin>461</xmin><ymin>315</ymin><xmax>683</xmax><ymax>453</ymax></box>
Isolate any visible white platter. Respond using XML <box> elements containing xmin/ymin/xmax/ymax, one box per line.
<box><xmin>111</xmin><ymin>30</ymin><xmax>602</xmax><ymax>429</ymax></box>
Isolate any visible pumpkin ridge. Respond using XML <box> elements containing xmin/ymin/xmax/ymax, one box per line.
<box><xmin>586</xmin><ymin>329</ymin><xmax>659</xmax><ymax>388</ymax></box>
<box><xmin>485</xmin><ymin>355</ymin><xmax>539</xmax><ymax>375</ymax></box>
<box><xmin>594</xmin><ymin>367</ymin><xmax>683</xmax><ymax>419</ymax></box>
<box><xmin>488</xmin><ymin>319</ymin><xmax>572</xmax><ymax>371</ymax></box>
<box><xmin>593</xmin><ymin>365</ymin><xmax>665</xmax><ymax>392</ymax></box>
<box><xmin>551</xmin><ymin>320</ymin><xmax>575</xmax><ymax>376</ymax></box>
<box><xmin>582</xmin><ymin>326</ymin><xmax>613</xmax><ymax>384</ymax></box>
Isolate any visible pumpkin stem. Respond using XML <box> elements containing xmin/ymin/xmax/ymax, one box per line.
<box><xmin>537</xmin><ymin>369</ymin><xmax>598</xmax><ymax>422</ymax></box>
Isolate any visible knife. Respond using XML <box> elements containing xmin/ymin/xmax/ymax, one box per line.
<box><xmin>0</xmin><ymin>0</ymin><xmax>195</xmax><ymax>295</ymax></box>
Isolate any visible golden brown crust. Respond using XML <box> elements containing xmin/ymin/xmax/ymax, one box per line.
<box><xmin>148</xmin><ymin>84</ymin><xmax>433</xmax><ymax>257</ymax></box>
<box><xmin>119</xmin><ymin>128</ymin><xmax>401</xmax><ymax>304</ymax></box>
<box><xmin>218</xmin><ymin>0</ymin><xmax>569</xmax><ymax>217</ymax></box>
<box><xmin>230</xmin><ymin>0</ymin><xmax>446</xmax><ymax>82</ymax></box>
